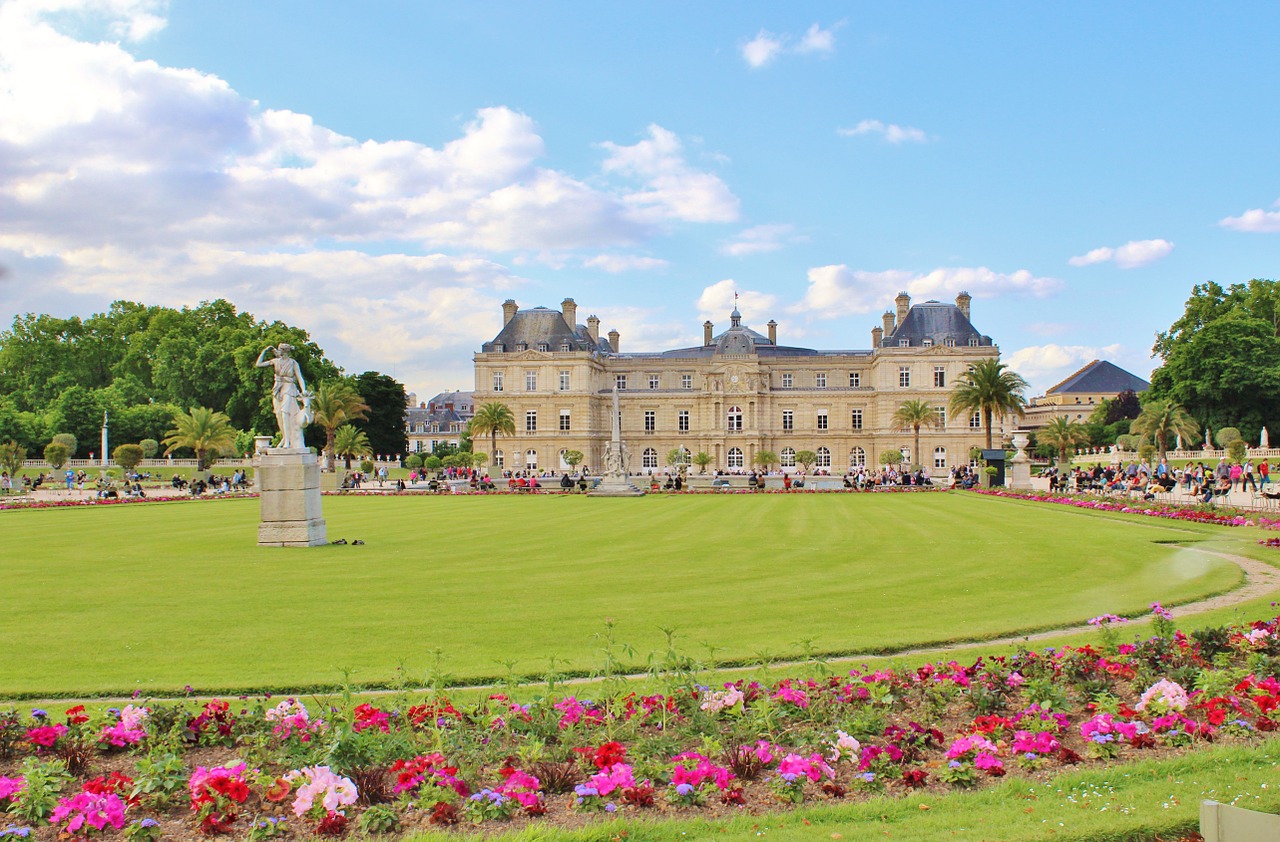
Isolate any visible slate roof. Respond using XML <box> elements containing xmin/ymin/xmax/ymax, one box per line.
<box><xmin>1046</xmin><ymin>360</ymin><xmax>1150</xmax><ymax>396</ymax></box>
<box><xmin>481</xmin><ymin>307</ymin><xmax>613</xmax><ymax>354</ymax></box>
<box><xmin>406</xmin><ymin>405</ymin><xmax>467</xmax><ymax>433</ymax></box>
<box><xmin>883</xmin><ymin>300</ymin><xmax>992</xmax><ymax>348</ymax></box>
<box><xmin>426</xmin><ymin>390</ymin><xmax>474</xmax><ymax>416</ymax></box>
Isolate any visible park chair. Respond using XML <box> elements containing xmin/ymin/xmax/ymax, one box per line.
<box><xmin>1201</xmin><ymin>799</ymin><xmax>1280</xmax><ymax>841</ymax></box>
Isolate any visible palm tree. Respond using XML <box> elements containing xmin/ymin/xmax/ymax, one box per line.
<box><xmin>692</xmin><ymin>451</ymin><xmax>713</xmax><ymax>474</ymax></box>
<box><xmin>948</xmin><ymin>359</ymin><xmax>1029</xmax><ymax>450</ymax></box>
<box><xmin>311</xmin><ymin>380</ymin><xmax>369</xmax><ymax>471</ymax></box>
<box><xmin>334</xmin><ymin>424</ymin><xmax>372</xmax><ymax>469</ymax></box>
<box><xmin>1130</xmin><ymin>399</ymin><xmax>1200</xmax><ymax>462</ymax></box>
<box><xmin>891</xmin><ymin>399</ymin><xmax>937</xmax><ymax>470</ymax></box>
<box><xmin>1038</xmin><ymin>416</ymin><xmax>1089</xmax><ymax>469</ymax></box>
<box><xmin>468</xmin><ymin>402</ymin><xmax>516</xmax><ymax>470</ymax></box>
<box><xmin>163</xmin><ymin>407</ymin><xmax>237</xmax><ymax>471</ymax></box>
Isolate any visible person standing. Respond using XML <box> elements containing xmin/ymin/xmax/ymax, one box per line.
<box><xmin>1261</xmin><ymin>459</ymin><xmax>1271</xmax><ymax>489</ymax></box>
<box><xmin>1243</xmin><ymin>459</ymin><xmax>1259</xmax><ymax>492</ymax></box>
<box><xmin>255</xmin><ymin>343</ymin><xmax>310</xmax><ymax>450</ymax></box>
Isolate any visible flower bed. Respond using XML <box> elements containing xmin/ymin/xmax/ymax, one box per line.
<box><xmin>3</xmin><ymin>611</ymin><xmax>1280</xmax><ymax>838</ymax></box>
<box><xmin>974</xmin><ymin>488</ymin><xmax>1258</xmax><ymax>526</ymax></box>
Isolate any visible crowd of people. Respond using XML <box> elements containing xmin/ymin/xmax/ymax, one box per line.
<box><xmin>1042</xmin><ymin>456</ymin><xmax>1280</xmax><ymax>504</ymax></box>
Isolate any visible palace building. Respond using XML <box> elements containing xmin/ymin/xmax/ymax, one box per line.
<box><xmin>471</xmin><ymin>292</ymin><xmax>1003</xmax><ymax>474</ymax></box>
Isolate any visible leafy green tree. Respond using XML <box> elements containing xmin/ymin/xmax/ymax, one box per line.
<box><xmin>1228</xmin><ymin>439</ymin><xmax>1247</xmax><ymax>463</ymax></box>
<box><xmin>162</xmin><ymin>407</ymin><xmax>237</xmax><ymax>471</ymax></box>
<box><xmin>404</xmin><ymin>454</ymin><xmax>423</xmax><ymax>470</ymax></box>
<box><xmin>112</xmin><ymin>444</ymin><xmax>145</xmax><ymax>471</ymax></box>
<box><xmin>353</xmin><ymin>372</ymin><xmax>407</xmax><ymax>458</ymax></box>
<box><xmin>468</xmin><ymin>452</ymin><xmax>488</xmax><ymax>470</ymax></box>
<box><xmin>51</xmin><ymin>432</ymin><xmax>78</xmax><ymax>455</ymax></box>
<box><xmin>1216</xmin><ymin>426</ymin><xmax>1243</xmax><ymax>447</ymax></box>
<box><xmin>948</xmin><ymin>359</ymin><xmax>1029</xmax><ymax>449</ymax></box>
<box><xmin>795</xmin><ymin>449</ymin><xmax>817</xmax><ymax>472</ymax></box>
<box><xmin>311</xmin><ymin>379</ymin><xmax>370</xmax><ymax>471</ymax></box>
<box><xmin>753</xmin><ymin>450</ymin><xmax>778</xmax><ymax>472</ymax></box>
<box><xmin>692</xmin><ymin>451</ymin><xmax>712</xmax><ymax>474</ymax></box>
<box><xmin>1130</xmin><ymin>400</ymin><xmax>1200</xmax><ymax>462</ymax></box>
<box><xmin>139</xmin><ymin>438</ymin><xmax>159</xmax><ymax>458</ymax></box>
<box><xmin>1038</xmin><ymin>417</ymin><xmax>1090</xmax><ymax>467</ymax></box>
<box><xmin>424</xmin><ymin>455</ymin><xmax>443</xmax><ymax>472</ymax></box>
<box><xmin>334</xmin><ymin>424</ymin><xmax>372</xmax><ymax>469</ymax></box>
<box><xmin>880</xmin><ymin>448</ymin><xmax>906</xmax><ymax>467</ymax></box>
<box><xmin>891</xmin><ymin>399</ymin><xmax>937</xmax><ymax>470</ymax></box>
<box><xmin>442</xmin><ymin>454</ymin><xmax>463</xmax><ymax>469</ymax></box>
<box><xmin>469</xmin><ymin>402</ymin><xmax>516</xmax><ymax>470</ymax></box>
<box><xmin>43</xmin><ymin>442</ymin><xmax>70</xmax><ymax>470</ymax></box>
<box><xmin>563</xmin><ymin>450</ymin><xmax>584</xmax><ymax>469</ymax></box>
<box><xmin>0</xmin><ymin>441</ymin><xmax>27</xmax><ymax>477</ymax></box>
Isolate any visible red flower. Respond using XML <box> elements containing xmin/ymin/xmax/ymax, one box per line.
<box><xmin>316</xmin><ymin>812</ymin><xmax>348</xmax><ymax>836</ymax></box>
<box><xmin>66</xmin><ymin>705</ymin><xmax>90</xmax><ymax>726</ymax></box>
<box><xmin>264</xmin><ymin>778</ymin><xmax>292</xmax><ymax>803</ymax></box>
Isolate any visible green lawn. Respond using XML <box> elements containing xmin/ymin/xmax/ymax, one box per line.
<box><xmin>0</xmin><ymin>493</ymin><xmax>1243</xmax><ymax>697</ymax></box>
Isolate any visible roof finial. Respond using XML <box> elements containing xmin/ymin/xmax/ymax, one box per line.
<box><xmin>730</xmin><ymin>291</ymin><xmax>742</xmax><ymax>326</ymax></box>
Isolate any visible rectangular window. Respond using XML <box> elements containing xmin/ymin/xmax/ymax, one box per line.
<box><xmin>945</xmin><ymin>338</ymin><xmax>956</xmax><ymax>348</ymax></box>
<box><xmin>678</xmin><ymin>410</ymin><xmax>690</xmax><ymax>432</ymax></box>
<box><xmin>817</xmin><ymin>411</ymin><xmax>828</xmax><ymax>430</ymax></box>
<box><xmin>644</xmin><ymin>410</ymin><xmax>656</xmax><ymax>432</ymax></box>
<box><xmin>559</xmin><ymin>370</ymin><xmax>570</xmax><ymax>391</ymax></box>
<box><xmin>970</xmin><ymin>412</ymin><xmax>982</xmax><ymax>429</ymax></box>
<box><xmin>525</xmin><ymin>410</ymin><xmax>537</xmax><ymax>432</ymax></box>
<box><xmin>681</xmin><ymin>374</ymin><xmax>692</xmax><ymax>390</ymax></box>
<box><xmin>537</xmin><ymin>342</ymin><xmax>549</xmax><ymax>352</ymax></box>
<box><xmin>816</xmin><ymin>372</ymin><xmax>827</xmax><ymax>389</ymax></box>
<box><xmin>849</xmin><ymin>372</ymin><xmax>861</xmax><ymax>388</ymax></box>
<box><xmin>782</xmin><ymin>373</ymin><xmax>793</xmax><ymax>388</ymax></box>
<box><xmin>559</xmin><ymin>410</ymin><xmax>571</xmax><ymax>431</ymax></box>
<box><xmin>898</xmin><ymin>339</ymin><xmax>910</xmax><ymax>347</ymax></box>
<box><xmin>525</xmin><ymin>370</ymin><xmax>537</xmax><ymax>391</ymax></box>
<box><xmin>615</xmin><ymin>374</ymin><xmax>627</xmax><ymax>390</ymax></box>
<box><xmin>782</xmin><ymin>410</ymin><xmax>794</xmax><ymax>431</ymax></box>
<box><xmin>935</xmin><ymin>407</ymin><xmax>946</xmax><ymax>427</ymax></box>
<box><xmin>968</xmin><ymin>337</ymin><xmax>980</xmax><ymax>347</ymax></box>
<box><xmin>851</xmin><ymin>409</ymin><xmax>863</xmax><ymax>430</ymax></box>
<box><xmin>899</xmin><ymin>366</ymin><xmax>911</xmax><ymax>388</ymax></box>
<box><xmin>934</xmin><ymin>366</ymin><xmax>946</xmax><ymax>388</ymax></box>
<box><xmin>922</xmin><ymin>338</ymin><xmax>934</xmax><ymax>348</ymax></box>
<box><xmin>560</xmin><ymin>342</ymin><xmax>571</xmax><ymax>352</ymax></box>
<box><xmin>492</xmin><ymin>372</ymin><xmax>504</xmax><ymax>392</ymax></box>
<box><xmin>649</xmin><ymin>375</ymin><xmax>660</xmax><ymax>390</ymax></box>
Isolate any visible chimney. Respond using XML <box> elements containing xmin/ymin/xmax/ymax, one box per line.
<box><xmin>767</xmin><ymin>320</ymin><xmax>777</xmax><ymax>344</ymax></box>
<box><xmin>561</xmin><ymin>297</ymin><xmax>577</xmax><ymax>328</ymax></box>
<box><xmin>956</xmin><ymin>290</ymin><xmax>971</xmax><ymax>320</ymax></box>
<box><xmin>704</xmin><ymin>320</ymin><xmax>714</xmax><ymax>345</ymax></box>
<box><xmin>872</xmin><ymin>326</ymin><xmax>884</xmax><ymax>347</ymax></box>
<box><xmin>587</xmin><ymin>315</ymin><xmax>600</xmax><ymax>342</ymax></box>
<box><xmin>608</xmin><ymin>329</ymin><xmax>620</xmax><ymax>352</ymax></box>
<box><xmin>895</xmin><ymin>291</ymin><xmax>911</xmax><ymax>325</ymax></box>
<box><xmin>882</xmin><ymin>311</ymin><xmax>896</xmax><ymax>335</ymax></box>
<box><xmin>502</xmin><ymin>299</ymin><xmax>518</xmax><ymax>325</ymax></box>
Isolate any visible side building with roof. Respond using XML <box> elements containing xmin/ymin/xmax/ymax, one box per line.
<box><xmin>470</xmin><ymin>292</ymin><xmax>1006</xmax><ymax>475</ymax></box>
<box><xmin>406</xmin><ymin>390</ymin><xmax>476</xmax><ymax>454</ymax></box>
<box><xmin>1022</xmin><ymin>360</ymin><xmax>1150</xmax><ymax>429</ymax></box>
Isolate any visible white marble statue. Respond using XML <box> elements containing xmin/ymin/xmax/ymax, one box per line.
<box><xmin>256</xmin><ymin>343</ymin><xmax>312</xmax><ymax>449</ymax></box>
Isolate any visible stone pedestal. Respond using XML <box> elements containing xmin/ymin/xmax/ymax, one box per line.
<box><xmin>588</xmin><ymin>474</ymin><xmax>645</xmax><ymax>497</ymax></box>
<box><xmin>1009</xmin><ymin>430</ymin><xmax>1032</xmax><ymax>490</ymax></box>
<box><xmin>257</xmin><ymin>449</ymin><xmax>327</xmax><ymax>547</ymax></box>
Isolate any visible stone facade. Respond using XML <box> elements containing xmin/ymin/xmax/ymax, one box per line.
<box><xmin>471</xmin><ymin>294</ymin><xmax>1003</xmax><ymax>475</ymax></box>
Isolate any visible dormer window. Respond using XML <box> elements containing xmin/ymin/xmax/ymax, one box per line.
<box><xmin>516</xmin><ymin>342</ymin><xmax>528</xmax><ymax>351</ymax></box>
<box><xmin>560</xmin><ymin>342</ymin><xmax>571</xmax><ymax>352</ymax></box>
<box><xmin>943</xmin><ymin>338</ymin><xmax>956</xmax><ymax>348</ymax></box>
<box><xmin>922</xmin><ymin>338</ymin><xmax>933</xmax><ymax>347</ymax></box>
<box><xmin>494</xmin><ymin>343</ymin><xmax>504</xmax><ymax>352</ymax></box>
<box><xmin>968</xmin><ymin>338</ymin><xmax>979</xmax><ymax>347</ymax></box>
<box><xmin>898</xmin><ymin>339</ymin><xmax>910</xmax><ymax>347</ymax></box>
<box><xmin>537</xmin><ymin>342</ymin><xmax>550</xmax><ymax>352</ymax></box>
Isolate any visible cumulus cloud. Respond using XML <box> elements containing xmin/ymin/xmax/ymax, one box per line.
<box><xmin>600</xmin><ymin>125</ymin><xmax>740</xmax><ymax>223</ymax></box>
<box><xmin>582</xmin><ymin>254</ymin><xmax>669</xmax><ymax>273</ymax></box>
<box><xmin>837</xmin><ymin>120</ymin><xmax>928</xmax><ymax>144</ymax></box>
<box><xmin>1003</xmin><ymin>343</ymin><xmax>1131</xmax><ymax>396</ymax></box>
<box><xmin>1219</xmin><ymin>199</ymin><xmax>1280</xmax><ymax>233</ymax></box>
<box><xmin>720</xmin><ymin>223</ymin><xmax>799</xmax><ymax>256</ymax></box>
<box><xmin>696</xmin><ymin>279</ymin><xmax>779</xmax><ymax>322</ymax></box>
<box><xmin>741</xmin><ymin>23</ymin><xmax>838</xmax><ymax>67</ymax></box>
<box><xmin>1067</xmin><ymin>238</ymin><xmax>1174</xmax><ymax>269</ymax></box>
<box><xmin>793</xmin><ymin>265</ymin><xmax>1059</xmax><ymax>319</ymax></box>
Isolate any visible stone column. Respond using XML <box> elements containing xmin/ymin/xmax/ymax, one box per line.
<box><xmin>1009</xmin><ymin>430</ymin><xmax>1032</xmax><ymax>490</ymax></box>
<box><xmin>257</xmin><ymin>449</ymin><xmax>327</xmax><ymax>547</ymax></box>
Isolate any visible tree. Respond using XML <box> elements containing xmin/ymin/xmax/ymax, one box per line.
<box><xmin>334</xmin><ymin>424</ymin><xmax>372</xmax><ymax>469</ymax></box>
<box><xmin>353</xmin><ymin>372</ymin><xmax>407</xmax><ymax>458</ymax></box>
<box><xmin>139</xmin><ymin>438</ymin><xmax>159</xmax><ymax>458</ymax></box>
<box><xmin>1228</xmin><ymin>439</ymin><xmax>1247</xmax><ymax>463</ymax></box>
<box><xmin>1216</xmin><ymin>426</ymin><xmax>1243</xmax><ymax>447</ymax></box>
<box><xmin>468</xmin><ymin>452</ymin><xmax>489</xmax><ymax>471</ymax></box>
<box><xmin>0</xmin><ymin>441</ymin><xmax>27</xmax><ymax>477</ymax></box>
<box><xmin>692</xmin><ymin>452</ymin><xmax>712</xmax><ymax>474</ymax></box>
<box><xmin>949</xmin><ymin>358</ymin><xmax>1029</xmax><ymax>449</ymax></box>
<box><xmin>52</xmin><ymin>433</ymin><xmax>78</xmax><ymax>454</ymax></box>
<box><xmin>880</xmin><ymin>448</ymin><xmax>906</xmax><ymax>467</ymax></box>
<box><xmin>891</xmin><ymin>399</ymin><xmax>937</xmax><ymax>470</ymax></box>
<box><xmin>468</xmin><ymin>403</ymin><xmax>516</xmax><ymax>470</ymax></box>
<box><xmin>44</xmin><ymin>442</ymin><xmax>70</xmax><ymax>470</ymax></box>
<box><xmin>162</xmin><ymin>407</ymin><xmax>237</xmax><ymax>471</ymax></box>
<box><xmin>423</xmin><ymin>455</ymin><xmax>443</xmax><ymax>472</ymax></box>
<box><xmin>754</xmin><ymin>450</ymin><xmax>778</xmax><ymax>472</ymax></box>
<box><xmin>563</xmin><ymin>450</ymin><xmax>584</xmax><ymax>470</ymax></box>
<box><xmin>113</xmin><ymin>444</ymin><xmax>144</xmax><ymax>471</ymax></box>
<box><xmin>311</xmin><ymin>379</ymin><xmax>370</xmax><ymax>471</ymax></box>
<box><xmin>404</xmin><ymin>454</ymin><xmax>423</xmax><ymax>470</ymax></box>
<box><xmin>1130</xmin><ymin>400</ymin><xmax>1200</xmax><ymax>462</ymax></box>
<box><xmin>1038</xmin><ymin>417</ymin><xmax>1090</xmax><ymax>468</ymax></box>
<box><xmin>795</xmin><ymin>450</ymin><xmax>817</xmax><ymax>472</ymax></box>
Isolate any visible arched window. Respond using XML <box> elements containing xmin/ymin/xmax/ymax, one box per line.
<box><xmin>780</xmin><ymin>447</ymin><xmax>796</xmax><ymax>467</ymax></box>
<box><xmin>642</xmin><ymin>448</ymin><xmax>658</xmax><ymax>469</ymax></box>
<box><xmin>525</xmin><ymin>449</ymin><xmax>538</xmax><ymax>470</ymax></box>
<box><xmin>849</xmin><ymin>447</ymin><xmax>866</xmax><ymax>467</ymax></box>
<box><xmin>494</xmin><ymin>450</ymin><xmax>504</xmax><ymax>469</ymax></box>
<box><xmin>727</xmin><ymin>405</ymin><xmax>743</xmax><ymax>432</ymax></box>
<box><xmin>558</xmin><ymin>449</ymin><xmax>570</xmax><ymax>469</ymax></box>
<box><xmin>816</xmin><ymin>446</ymin><xmax>831</xmax><ymax>468</ymax></box>
<box><xmin>727</xmin><ymin>447</ymin><xmax>744</xmax><ymax>468</ymax></box>
<box><xmin>933</xmin><ymin>446</ymin><xmax>947</xmax><ymax>469</ymax></box>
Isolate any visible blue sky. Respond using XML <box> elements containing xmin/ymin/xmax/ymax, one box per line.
<box><xmin>2</xmin><ymin>1</ymin><xmax>1278</xmax><ymax>401</ymax></box>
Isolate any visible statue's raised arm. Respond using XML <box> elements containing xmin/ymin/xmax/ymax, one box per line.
<box><xmin>255</xmin><ymin>346</ymin><xmax>275</xmax><ymax>367</ymax></box>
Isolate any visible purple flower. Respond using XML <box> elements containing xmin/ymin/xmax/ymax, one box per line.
<box><xmin>30</xmin><ymin>709</ymin><xmax>46</xmax><ymax>719</ymax></box>
<box><xmin>605</xmin><ymin>803</ymin><xmax>617</xmax><ymax>813</ymax></box>
<box><xmin>675</xmin><ymin>783</ymin><xmax>693</xmax><ymax>796</ymax></box>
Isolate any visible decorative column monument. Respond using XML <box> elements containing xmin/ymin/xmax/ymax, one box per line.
<box><xmin>589</xmin><ymin>387</ymin><xmax>644</xmax><ymax>497</ymax></box>
<box><xmin>1009</xmin><ymin>430</ymin><xmax>1032</xmax><ymax>490</ymax></box>
<box><xmin>101</xmin><ymin>411</ymin><xmax>109</xmax><ymax>469</ymax></box>
<box><xmin>255</xmin><ymin>343</ymin><xmax>326</xmax><ymax>547</ymax></box>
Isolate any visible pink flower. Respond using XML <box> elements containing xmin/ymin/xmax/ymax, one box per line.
<box><xmin>287</xmin><ymin>766</ymin><xmax>358</xmax><ymax>818</ymax></box>
<box><xmin>50</xmin><ymin>791</ymin><xmax>127</xmax><ymax>834</ymax></box>
<box><xmin>588</xmin><ymin>763</ymin><xmax>635</xmax><ymax>797</ymax></box>
<box><xmin>0</xmin><ymin>775</ymin><xmax>24</xmax><ymax>803</ymax></box>
<box><xmin>777</xmin><ymin>752</ymin><xmax>834</xmax><ymax>782</ymax></box>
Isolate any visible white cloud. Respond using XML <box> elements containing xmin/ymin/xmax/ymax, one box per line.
<box><xmin>696</xmin><ymin>279</ymin><xmax>779</xmax><ymax>322</ymax></box>
<box><xmin>741</xmin><ymin>22</ymin><xmax>838</xmax><ymax>67</ymax></box>
<box><xmin>1219</xmin><ymin>199</ymin><xmax>1280</xmax><ymax>233</ymax></box>
<box><xmin>720</xmin><ymin>223</ymin><xmax>798</xmax><ymax>256</ymax></box>
<box><xmin>741</xmin><ymin>30</ymin><xmax>785</xmax><ymax>68</ymax></box>
<box><xmin>837</xmin><ymin>120</ymin><xmax>927</xmax><ymax>144</ymax></box>
<box><xmin>1067</xmin><ymin>238</ymin><xmax>1174</xmax><ymax>269</ymax></box>
<box><xmin>582</xmin><ymin>254</ymin><xmax>669</xmax><ymax>273</ymax></box>
<box><xmin>797</xmin><ymin>23</ymin><xmax>837</xmax><ymax>54</ymax></box>
<box><xmin>794</xmin><ymin>265</ymin><xmax>1059</xmax><ymax>319</ymax></box>
<box><xmin>600</xmin><ymin>125</ymin><xmax>740</xmax><ymax>223</ymax></box>
<box><xmin>1003</xmin><ymin>343</ymin><xmax>1133</xmax><ymax>396</ymax></box>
